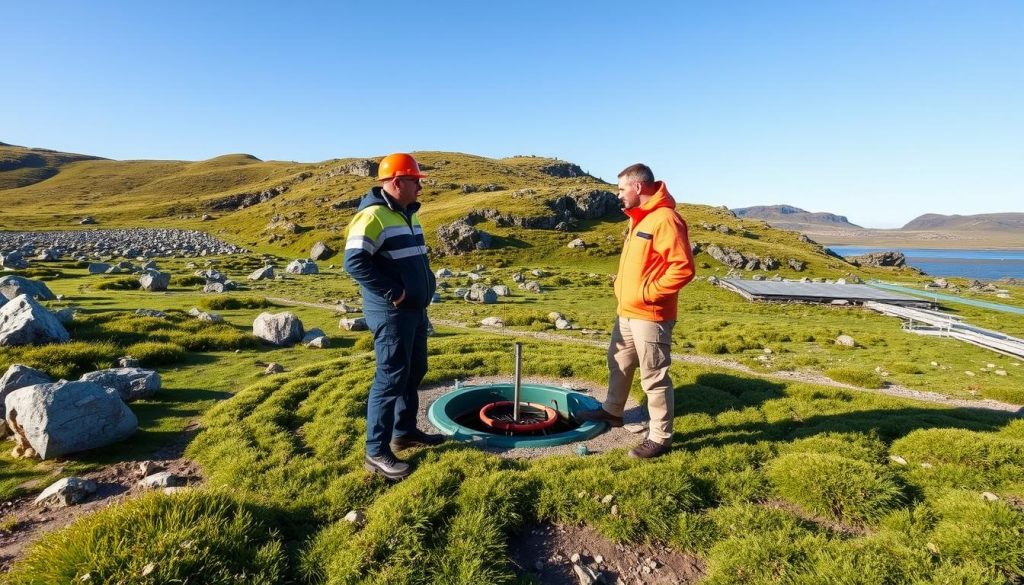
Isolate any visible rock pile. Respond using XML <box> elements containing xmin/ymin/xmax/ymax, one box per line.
<box><xmin>0</xmin><ymin>229</ymin><xmax>244</xmax><ymax>260</ymax></box>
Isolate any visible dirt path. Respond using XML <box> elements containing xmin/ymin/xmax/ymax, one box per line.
<box><xmin>268</xmin><ymin>296</ymin><xmax>1024</xmax><ymax>415</ymax></box>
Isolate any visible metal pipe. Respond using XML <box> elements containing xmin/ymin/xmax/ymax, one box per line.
<box><xmin>513</xmin><ymin>342</ymin><xmax>522</xmax><ymax>422</ymax></box>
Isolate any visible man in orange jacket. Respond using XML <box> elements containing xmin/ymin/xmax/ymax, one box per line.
<box><xmin>577</xmin><ymin>163</ymin><xmax>695</xmax><ymax>458</ymax></box>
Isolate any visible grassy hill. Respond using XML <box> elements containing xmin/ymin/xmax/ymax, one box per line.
<box><xmin>902</xmin><ymin>212</ymin><xmax>1024</xmax><ymax>232</ymax></box>
<box><xmin>0</xmin><ymin>142</ymin><xmax>105</xmax><ymax>190</ymax></box>
<box><xmin>2</xmin><ymin>145</ymin><xmax>1023</xmax><ymax>583</ymax></box>
<box><xmin>0</xmin><ymin>144</ymin><xmax>882</xmax><ymax>278</ymax></box>
<box><xmin>732</xmin><ymin>204</ymin><xmax>863</xmax><ymax>230</ymax></box>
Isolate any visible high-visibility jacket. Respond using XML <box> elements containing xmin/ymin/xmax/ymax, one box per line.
<box><xmin>614</xmin><ymin>181</ymin><xmax>695</xmax><ymax>321</ymax></box>
<box><xmin>343</xmin><ymin>187</ymin><xmax>436</xmax><ymax>312</ymax></box>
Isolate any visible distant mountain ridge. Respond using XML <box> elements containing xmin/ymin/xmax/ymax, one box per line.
<box><xmin>732</xmin><ymin>205</ymin><xmax>862</xmax><ymax>229</ymax></box>
<box><xmin>901</xmin><ymin>212</ymin><xmax>1024</xmax><ymax>231</ymax></box>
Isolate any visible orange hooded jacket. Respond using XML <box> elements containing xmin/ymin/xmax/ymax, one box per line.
<box><xmin>613</xmin><ymin>181</ymin><xmax>695</xmax><ymax>321</ymax></box>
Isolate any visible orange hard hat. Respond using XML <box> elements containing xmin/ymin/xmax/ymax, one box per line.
<box><xmin>377</xmin><ymin>153</ymin><xmax>426</xmax><ymax>180</ymax></box>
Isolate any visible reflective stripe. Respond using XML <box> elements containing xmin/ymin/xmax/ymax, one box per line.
<box><xmin>381</xmin><ymin>225</ymin><xmax>423</xmax><ymax>239</ymax></box>
<box><xmin>379</xmin><ymin>245</ymin><xmax>428</xmax><ymax>260</ymax></box>
<box><xmin>345</xmin><ymin>236</ymin><xmax>378</xmax><ymax>253</ymax></box>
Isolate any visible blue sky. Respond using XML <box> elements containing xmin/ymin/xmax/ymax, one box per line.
<box><xmin>3</xmin><ymin>1</ymin><xmax>1021</xmax><ymax>228</ymax></box>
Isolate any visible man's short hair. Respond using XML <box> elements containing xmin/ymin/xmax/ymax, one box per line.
<box><xmin>617</xmin><ymin>163</ymin><xmax>655</xmax><ymax>184</ymax></box>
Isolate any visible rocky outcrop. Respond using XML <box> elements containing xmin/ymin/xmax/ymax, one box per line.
<box><xmin>322</xmin><ymin>159</ymin><xmax>378</xmax><ymax>178</ymax></box>
<box><xmin>5</xmin><ymin>380</ymin><xmax>138</xmax><ymax>459</ymax></box>
<box><xmin>539</xmin><ymin>162</ymin><xmax>590</xmax><ymax>178</ymax></box>
<box><xmin>846</xmin><ymin>251</ymin><xmax>906</xmax><ymax>268</ymax></box>
<box><xmin>0</xmin><ymin>295</ymin><xmax>70</xmax><ymax>346</ymax></box>
<box><xmin>436</xmin><ymin>220</ymin><xmax>492</xmax><ymax>256</ymax></box>
<box><xmin>0</xmin><ymin>252</ymin><xmax>29</xmax><ymax>270</ymax></box>
<box><xmin>207</xmin><ymin>173</ymin><xmax>312</xmax><ymax>211</ymax></box>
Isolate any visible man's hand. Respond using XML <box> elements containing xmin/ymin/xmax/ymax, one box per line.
<box><xmin>393</xmin><ymin>290</ymin><xmax>406</xmax><ymax>307</ymax></box>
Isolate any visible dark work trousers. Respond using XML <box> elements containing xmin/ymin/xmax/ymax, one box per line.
<box><xmin>363</xmin><ymin>308</ymin><xmax>429</xmax><ymax>457</ymax></box>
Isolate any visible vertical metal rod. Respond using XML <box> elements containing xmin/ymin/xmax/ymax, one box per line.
<box><xmin>513</xmin><ymin>342</ymin><xmax>522</xmax><ymax>422</ymax></box>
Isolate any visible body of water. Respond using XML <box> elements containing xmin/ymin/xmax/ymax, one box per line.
<box><xmin>827</xmin><ymin>246</ymin><xmax>1024</xmax><ymax>280</ymax></box>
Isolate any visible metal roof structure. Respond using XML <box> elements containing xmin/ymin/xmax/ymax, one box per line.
<box><xmin>718</xmin><ymin>278</ymin><xmax>935</xmax><ymax>307</ymax></box>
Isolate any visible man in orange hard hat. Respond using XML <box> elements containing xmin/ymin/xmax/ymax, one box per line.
<box><xmin>344</xmin><ymin>153</ymin><xmax>443</xmax><ymax>480</ymax></box>
<box><xmin>576</xmin><ymin>163</ymin><xmax>695</xmax><ymax>459</ymax></box>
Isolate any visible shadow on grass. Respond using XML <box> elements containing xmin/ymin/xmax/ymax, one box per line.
<box><xmin>674</xmin><ymin>372</ymin><xmax>1018</xmax><ymax>451</ymax></box>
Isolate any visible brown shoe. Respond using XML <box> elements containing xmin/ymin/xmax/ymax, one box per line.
<box><xmin>575</xmin><ymin>407</ymin><xmax>624</xmax><ymax>428</ymax></box>
<box><xmin>629</xmin><ymin>438</ymin><xmax>671</xmax><ymax>459</ymax></box>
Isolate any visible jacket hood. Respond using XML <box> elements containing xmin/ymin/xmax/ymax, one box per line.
<box><xmin>624</xmin><ymin>181</ymin><xmax>676</xmax><ymax>222</ymax></box>
<box><xmin>358</xmin><ymin>186</ymin><xmax>421</xmax><ymax>214</ymax></box>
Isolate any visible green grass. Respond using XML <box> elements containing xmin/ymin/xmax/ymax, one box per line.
<box><xmin>0</xmin><ymin>146</ymin><xmax>1022</xmax><ymax>581</ymax></box>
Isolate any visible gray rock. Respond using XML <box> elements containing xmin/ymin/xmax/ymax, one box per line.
<box><xmin>309</xmin><ymin>241</ymin><xmax>335</xmax><ymax>261</ymax></box>
<box><xmin>253</xmin><ymin>312</ymin><xmax>304</xmax><ymax>346</ymax></box>
<box><xmin>787</xmin><ymin>258</ymin><xmax>806</xmax><ymax>271</ymax></box>
<box><xmin>203</xmin><ymin>282</ymin><xmax>227</xmax><ymax>293</ymax></box>
<box><xmin>1</xmin><ymin>365</ymin><xmax>52</xmax><ymax>434</ymax></box>
<box><xmin>0</xmin><ymin>276</ymin><xmax>57</xmax><ymax>301</ymax></box>
<box><xmin>117</xmin><ymin>356</ymin><xmax>140</xmax><ymax>368</ymax></box>
<box><xmin>492</xmin><ymin>285</ymin><xmax>511</xmax><ymax>296</ymax></box>
<box><xmin>80</xmin><ymin>368</ymin><xmax>161</xmax><ymax>402</ymax></box>
<box><xmin>435</xmin><ymin>268</ymin><xmax>453</xmax><ymax>278</ymax></box>
<box><xmin>436</xmin><ymin>219</ymin><xmax>491</xmax><ymax>255</ymax></box>
<box><xmin>567</xmin><ymin>238</ymin><xmax>586</xmax><ymax>249</ymax></box>
<box><xmin>464</xmin><ymin>285</ymin><xmax>498</xmax><ymax>304</ymax></box>
<box><xmin>34</xmin><ymin>477</ymin><xmax>98</xmax><ymax>507</ymax></box>
<box><xmin>195</xmin><ymin>268</ymin><xmax>227</xmax><ymax>283</ymax></box>
<box><xmin>0</xmin><ymin>294</ymin><xmax>71</xmax><ymax>346</ymax></box>
<box><xmin>480</xmin><ymin>317</ymin><xmax>505</xmax><ymax>327</ymax></box>
<box><xmin>555</xmin><ymin>318</ymin><xmax>573</xmax><ymax>330</ymax></box>
<box><xmin>339</xmin><ymin>317</ymin><xmax>368</xmax><ymax>331</ymax></box>
<box><xmin>286</xmin><ymin>259</ymin><xmax>319</xmax><ymax>274</ymax></box>
<box><xmin>5</xmin><ymin>380</ymin><xmax>138</xmax><ymax>459</ymax></box>
<box><xmin>0</xmin><ymin>252</ymin><xmax>29</xmax><ymax>270</ymax></box>
<box><xmin>138</xmin><ymin>271</ymin><xmax>170</xmax><ymax>292</ymax></box>
<box><xmin>134</xmin><ymin>308</ymin><xmax>168</xmax><ymax>319</ymax></box>
<box><xmin>138</xmin><ymin>471</ymin><xmax>185</xmax><ymax>489</ymax></box>
<box><xmin>521</xmin><ymin>281</ymin><xmax>542</xmax><ymax>293</ymax></box>
<box><xmin>248</xmin><ymin>266</ymin><xmax>274</xmax><ymax>281</ymax></box>
<box><xmin>264</xmin><ymin>363</ymin><xmax>284</xmax><ymax>375</ymax></box>
<box><xmin>512</xmin><ymin>272</ymin><xmax>525</xmax><ymax>283</ymax></box>
<box><xmin>835</xmin><ymin>334</ymin><xmax>856</xmax><ymax>347</ymax></box>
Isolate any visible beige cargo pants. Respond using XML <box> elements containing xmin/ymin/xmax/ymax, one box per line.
<box><xmin>603</xmin><ymin>316</ymin><xmax>675</xmax><ymax>444</ymax></box>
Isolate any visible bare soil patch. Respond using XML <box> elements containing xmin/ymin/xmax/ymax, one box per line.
<box><xmin>509</xmin><ymin>521</ymin><xmax>705</xmax><ymax>585</ymax></box>
<box><xmin>0</xmin><ymin>426</ymin><xmax>203</xmax><ymax>572</ymax></box>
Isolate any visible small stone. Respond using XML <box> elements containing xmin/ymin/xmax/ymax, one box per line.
<box><xmin>264</xmin><ymin>363</ymin><xmax>284</xmax><ymax>375</ymax></box>
<box><xmin>610</xmin><ymin>504</ymin><xmax>619</xmax><ymax>516</ymax></box>
<box><xmin>141</xmin><ymin>562</ymin><xmax>156</xmax><ymax>576</ymax></box>
<box><xmin>576</xmin><ymin>491</ymin><xmax>587</xmax><ymax>498</ymax></box>
<box><xmin>965</xmin><ymin>371</ymin><xmax>975</xmax><ymax>377</ymax></box>
<box><xmin>623</xmin><ymin>423</ymin><xmax>646</xmax><ymax>434</ymax></box>
<box><xmin>981</xmin><ymin>491</ymin><xmax>999</xmax><ymax>501</ymax></box>
<box><xmin>594</xmin><ymin>554</ymin><xmax>604</xmax><ymax>564</ymax></box>
<box><xmin>138</xmin><ymin>461</ymin><xmax>163</xmax><ymax>477</ymax></box>
<box><xmin>138</xmin><ymin>472</ymin><xmax>184</xmax><ymax>489</ymax></box>
<box><xmin>930</xmin><ymin>361</ymin><xmax>939</xmax><ymax>367</ymax></box>
<box><xmin>601</xmin><ymin>494</ymin><xmax>614</xmax><ymax>505</ymax></box>
<box><xmin>763</xmin><ymin>347</ymin><xmax>772</xmax><ymax>354</ymax></box>
<box><xmin>889</xmin><ymin>455</ymin><xmax>908</xmax><ymax>465</ymax></box>
<box><xmin>920</xmin><ymin>462</ymin><xmax>933</xmax><ymax>468</ymax></box>
<box><xmin>986</xmin><ymin>363</ymin><xmax>996</xmax><ymax>369</ymax></box>
<box><xmin>995</xmin><ymin>370</ymin><xmax>1007</xmax><ymax>376</ymax></box>
<box><xmin>344</xmin><ymin>510</ymin><xmax>365</xmax><ymax>526</ymax></box>
<box><xmin>571</xmin><ymin>552</ymin><xmax>581</xmax><ymax>563</ymax></box>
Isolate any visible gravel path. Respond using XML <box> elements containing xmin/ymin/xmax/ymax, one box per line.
<box><xmin>267</xmin><ymin>297</ymin><xmax>1024</xmax><ymax>416</ymax></box>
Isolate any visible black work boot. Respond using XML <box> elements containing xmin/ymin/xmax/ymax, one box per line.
<box><xmin>364</xmin><ymin>452</ymin><xmax>411</xmax><ymax>480</ymax></box>
<box><xmin>390</xmin><ymin>429</ymin><xmax>446</xmax><ymax>451</ymax></box>
<box><xmin>628</xmin><ymin>438</ymin><xmax>671</xmax><ymax>459</ymax></box>
<box><xmin>574</xmin><ymin>407</ymin><xmax>624</xmax><ymax>428</ymax></box>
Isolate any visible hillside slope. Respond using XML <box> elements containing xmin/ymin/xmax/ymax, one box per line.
<box><xmin>0</xmin><ymin>142</ymin><xmax>105</xmax><ymax>190</ymax></box>
<box><xmin>0</xmin><ymin>145</ymin><xmax>866</xmax><ymax>276</ymax></box>
<box><xmin>901</xmin><ymin>212</ymin><xmax>1024</xmax><ymax>231</ymax></box>
<box><xmin>732</xmin><ymin>204</ymin><xmax>862</xmax><ymax>230</ymax></box>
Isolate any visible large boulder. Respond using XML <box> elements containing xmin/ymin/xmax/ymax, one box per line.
<box><xmin>309</xmin><ymin>242</ymin><xmax>335</xmax><ymax>261</ymax></box>
<box><xmin>138</xmin><ymin>271</ymin><xmax>170</xmax><ymax>292</ymax></box>
<box><xmin>0</xmin><ymin>276</ymin><xmax>57</xmax><ymax>301</ymax></box>
<box><xmin>87</xmin><ymin>262</ymin><xmax>111</xmax><ymax>274</ymax></box>
<box><xmin>253</xmin><ymin>312</ymin><xmax>304</xmax><ymax>346</ymax></box>
<box><xmin>0</xmin><ymin>294</ymin><xmax>71</xmax><ymax>346</ymax></box>
<box><xmin>248</xmin><ymin>266</ymin><xmax>274</xmax><ymax>281</ymax></box>
<box><xmin>5</xmin><ymin>380</ymin><xmax>138</xmax><ymax>459</ymax></box>
<box><xmin>0</xmin><ymin>365</ymin><xmax>53</xmax><ymax>437</ymax></box>
<box><xmin>339</xmin><ymin>317</ymin><xmax>368</xmax><ymax>331</ymax></box>
<box><xmin>286</xmin><ymin>259</ymin><xmax>319</xmax><ymax>275</ymax></box>
<box><xmin>80</xmin><ymin>368</ymin><xmax>161</xmax><ymax>402</ymax></box>
<box><xmin>0</xmin><ymin>252</ymin><xmax>29</xmax><ymax>270</ymax></box>
<box><xmin>464</xmin><ymin>285</ymin><xmax>498</xmax><ymax>304</ymax></box>
<box><xmin>847</xmin><ymin>251</ymin><xmax>906</xmax><ymax>268</ymax></box>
